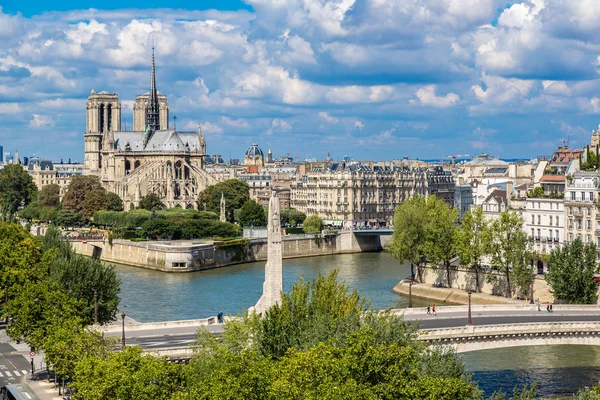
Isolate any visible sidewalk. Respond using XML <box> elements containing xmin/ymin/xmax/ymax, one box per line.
<box><xmin>392</xmin><ymin>281</ymin><xmax>526</xmax><ymax>305</ymax></box>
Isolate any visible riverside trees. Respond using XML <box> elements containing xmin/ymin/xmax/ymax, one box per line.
<box><xmin>390</xmin><ymin>197</ymin><xmax>533</xmax><ymax>298</ymax></box>
<box><xmin>545</xmin><ymin>238</ymin><xmax>599</xmax><ymax>304</ymax></box>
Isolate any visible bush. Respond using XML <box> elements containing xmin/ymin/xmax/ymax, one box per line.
<box><xmin>303</xmin><ymin>215</ymin><xmax>324</xmax><ymax>234</ymax></box>
<box><xmin>239</xmin><ymin>200</ymin><xmax>267</xmax><ymax>227</ymax></box>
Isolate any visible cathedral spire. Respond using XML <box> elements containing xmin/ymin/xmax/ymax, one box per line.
<box><xmin>146</xmin><ymin>40</ymin><xmax>161</xmax><ymax>139</ymax></box>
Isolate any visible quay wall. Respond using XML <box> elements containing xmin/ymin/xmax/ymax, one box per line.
<box><xmin>71</xmin><ymin>231</ymin><xmax>387</xmax><ymax>272</ymax></box>
<box><xmin>397</xmin><ymin>265</ymin><xmax>599</xmax><ymax>304</ymax></box>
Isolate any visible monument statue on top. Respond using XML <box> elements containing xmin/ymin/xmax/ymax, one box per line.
<box><xmin>249</xmin><ymin>191</ymin><xmax>283</xmax><ymax>315</ymax></box>
<box><xmin>220</xmin><ymin>192</ymin><xmax>226</xmax><ymax>222</ymax></box>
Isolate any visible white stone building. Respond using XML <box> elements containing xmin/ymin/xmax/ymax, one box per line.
<box><xmin>564</xmin><ymin>172</ymin><xmax>600</xmax><ymax>261</ymax></box>
<box><xmin>524</xmin><ymin>197</ymin><xmax>564</xmax><ymax>273</ymax></box>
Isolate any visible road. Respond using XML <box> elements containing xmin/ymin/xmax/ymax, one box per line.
<box><xmin>107</xmin><ymin>308</ymin><xmax>600</xmax><ymax>351</ymax></box>
<box><xmin>0</xmin><ymin>343</ymin><xmax>31</xmax><ymax>387</ymax></box>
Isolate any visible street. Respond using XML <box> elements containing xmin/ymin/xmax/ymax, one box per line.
<box><xmin>0</xmin><ymin>343</ymin><xmax>31</xmax><ymax>387</ymax></box>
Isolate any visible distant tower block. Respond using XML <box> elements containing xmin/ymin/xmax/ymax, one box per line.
<box><xmin>220</xmin><ymin>192</ymin><xmax>226</xmax><ymax>222</ymax></box>
<box><xmin>250</xmin><ymin>191</ymin><xmax>283</xmax><ymax>315</ymax></box>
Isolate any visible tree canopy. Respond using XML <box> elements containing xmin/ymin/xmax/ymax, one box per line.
<box><xmin>38</xmin><ymin>183</ymin><xmax>61</xmax><ymax>207</ymax></box>
<box><xmin>545</xmin><ymin>238</ymin><xmax>599</xmax><ymax>304</ymax></box>
<box><xmin>454</xmin><ymin>207</ymin><xmax>489</xmax><ymax>292</ymax></box>
<box><xmin>423</xmin><ymin>196</ymin><xmax>458</xmax><ymax>287</ymax></box>
<box><xmin>197</xmin><ymin>180</ymin><xmax>250</xmax><ymax>222</ymax></box>
<box><xmin>239</xmin><ymin>200</ymin><xmax>266</xmax><ymax>227</ymax></box>
<box><xmin>388</xmin><ymin>196</ymin><xmax>429</xmax><ymax>282</ymax></box>
<box><xmin>62</xmin><ymin>175</ymin><xmax>104</xmax><ymax>214</ymax></box>
<box><xmin>279</xmin><ymin>208</ymin><xmax>306</xmax><ymax>227</ymax></box>
<box><xmin>138</xmin><ymin>193</ymin><xmax>164</xmax><ymax>211</ymax></box>
<box><xmin>0</xmin><ymin>164</ymin><xmax>37</xmax><ymax>220</ymax></box>
<box><xmin>302</xmin><ymin>215</ymin><xmax>323</xmax><ymax>234</ymax></box>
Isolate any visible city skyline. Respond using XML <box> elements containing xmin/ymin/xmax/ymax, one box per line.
<box><xmin>3</xmin><ymin>1</ymin><xmax>600</xmax><ymax>161</ymax></box>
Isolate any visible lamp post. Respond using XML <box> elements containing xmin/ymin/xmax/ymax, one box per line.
<box><xmin>408</xmin><ymin>280</ymin><xmax>413</xmax><ymax>308</ymax></box>
<box><xmin>93</xmin><ymin>290</ymin><xmax>98</xmax><ymax>324</ymax></box>
<box><xmin>467</xmin><ymin>291</ymin><xmax>473</xmax><ymax>326</ymax></box>
<box><xmin>121</xmin><ymin>311</ymin><xmax>126</xmax><ymax>347</ymax></box>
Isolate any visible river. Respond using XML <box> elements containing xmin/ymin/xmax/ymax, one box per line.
<box><xmin>114</xmin><ymin>251</ymin><xmax>600</xmax><ymax>396</ymax></box>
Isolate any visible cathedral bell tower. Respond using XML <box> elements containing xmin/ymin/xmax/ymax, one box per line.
<box><xmin>84</xmin><ymin>90</ymin><xmax>121</xmax><ymax>176</ymax></box>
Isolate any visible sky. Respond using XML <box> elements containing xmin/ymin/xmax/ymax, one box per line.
<box><xmin>2</xmin><ymin>0</ymin><xmax>600</xmax><ymax>162</ymax></box>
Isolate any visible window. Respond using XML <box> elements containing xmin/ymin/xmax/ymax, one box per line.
<box><xmin>571</xmin><ymin>192</ymin><xmax>576</xmax><ymax>201</ymax></box>
<box><xmin>531</xmin><ymin>215</ymin><xmax>535</xmax><ymax>224</ymax></box>
<box><xmin>591</xmin><ymin>192</ymin><xmax>595</xmax><ymax>202</ymax></box>
<box><xmin>588</xmin><ymin>208</ymin><xmax>592</xmax><ymax>216</ymax></box>
<box><xmin>549</xmin><ymin>230</ymin><xmax>553</xmax><ymax>239</ymax></box>
<box><xmin>537</xmin><ymin>215</ymin><xmax>541</xmax><ymax>225</ymax></box>
<box><xmin>569</xmin><ymin>233</ymin><xmax>574</xmax><ymax>242</ymax></box>
<box><xmin>531</xmin><ymin>228</ymin><xmax>534</xmax><ymax>237</ymax></box>
<box><xmin>582</xmin><ymin>192</ymin><xmax>587</xmax><ymax>201</ymax></box>
<box><xmin>537</xmin><ymin>228</ymin><xmax>541</xmax><ymax>238</ymax></box>
<box><xmin>588</xmin><ymin>235</ymin><xmax>592</xmax><ymax>243</ymax></box>
<box><xmin>549</xmin><ymin>216</ymin><xmax>553</xmax><ymax>225</ymax></box>
<box><xmin>555</xmin><ymin>230</ymin><xmax>559</xmax><ymax>241</ymax></box>
<box><xmin>556</xmin><ymin>216</ymin><xmax>559</xmax><ymax>227</ymax></box>
<box><xmin>569</xmin><ymin>207</ymin><xmax>573</xmax><ymax>215</ymax></box>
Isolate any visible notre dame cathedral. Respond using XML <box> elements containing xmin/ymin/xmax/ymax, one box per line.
<box><xmin>83</xmin><ymin>48</ymin><xmax>216</xmax><ymax>210</ymax></box>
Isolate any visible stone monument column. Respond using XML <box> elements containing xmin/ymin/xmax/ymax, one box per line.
<box><xmin>220</xmin><ymin>192</ymin><xmax>226</xmax><ymax>222</ymax></box>
<box><xmin>250</xmin><ymin>191</ymin><xmax>283</xmax><ymax>315</ymax></box>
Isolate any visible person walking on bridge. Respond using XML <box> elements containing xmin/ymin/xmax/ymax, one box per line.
<box><xmin>427</xmin><ymin>305</ymin><xmax>431</xmax><ymax>315</ymax></box>
<box><xmin>432</xmin><ymin>304</ymin><xmax>436</xmax><ymax>316</ymax></box>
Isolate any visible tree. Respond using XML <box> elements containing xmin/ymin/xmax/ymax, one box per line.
<box><xmin>239</xmin><ymin>200</ymin><xmax>266</xmax><ymax>227</ymax></box>
<box><xmin>197</xmin><ymin>180</ymin><xmax>250</xmax><ymax>222</ymax></box>
<box><xmin>81</xmin><ymin>189</ymin><xmax>110</xmax><ymax>217</ymax></box>
<box><xmin>302</xmin><ymin>215</ymin><xmax>323</xmax><ymax>234</ymax></box>
<box><xmin>138</xmin><ymin>194</ymin><xmax>164</xmax><ymax>211</ymax></box>
<box><xmin>0</xmin><ymin>164</ymin><xmax>37</xmax><ymax>220</ymax></box>
<box><xmin>6</xmin><ymin>280</ymin><xmax>88</xmax><ymax>350</ymax></box>
<box><xmin>487</xmin><ymin>210</ymin><xmax>531</xmax><ymax>298</ymax></box>
<box><xmin>49</xmin><ymin>254</ymin><xmax>121</xmax><ymax>325</ymax></box>
<box><xmin>455</xmin><ymin>207</ymin><xmax>489</xmax><ymax>292</ymax></box>
<box><xmin>54</xmin><ymin>210</ymin><xmax>88</xmax><ymax>227</ymax></box>
<box><xmin>424</xmin><ymin>196</ymin><xmax>458</xmax><ymax>288</ymax></box>
<box><xmin>388</xmin><ymin>196</ymin><xmax>429</xmax><ymax>282</ymax></box>
<box><xmin>62</xmin><ymin>176</ymin><xmax>104</xmax><ymax>214</ymax></box>
<box><xmin>106</xmin><ymin>192</ymin><xmax>124</xmax><ymax>211</ymax></box>
<box><xmin>38</xmin><ymin>184</ymin><xmax>61</xmax><ymax>207</ymax></box>
<box><xmin>545</xmin><ymin>238</ymin><xmax>598</xmax><ymax>304</ymax></box>
<box><xmin>72</xmin><ymin>346</ymin><xmax>186</xmax><ymax>400</ymax></box>
<box><xmin>280</xmin><ymin>209</ymin><xmax>306</xmax><ymax>227</ymax></box>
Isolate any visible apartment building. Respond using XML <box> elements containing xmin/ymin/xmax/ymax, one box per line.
<box><xmin>564</xmin><ymin>172</ymin><xmax>600</xmax><ymax>260</ymax></box>
<box><xmin>27</xmin><ymin>159</ymin><xmax>83</xmax><ymax>199</ymax></box>
<box><xmin>524</xmin><ymin>197</ymin><xmax>564</xmax><ymax>273</ymax></box>
<box><xmin>290</xmin><ymin>163</ymin><xmax>428</xmax><ymax>228</ymax></box>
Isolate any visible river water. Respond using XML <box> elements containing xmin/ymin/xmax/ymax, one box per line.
<box><xmin>114</xmin><ymin>252</ymin><xmax>600</xmax><ymax>396</ymax></box>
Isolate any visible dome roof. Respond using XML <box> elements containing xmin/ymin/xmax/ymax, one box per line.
<box><xmin>245</xmin><ymin>143</ymin><xmax>264</xmax><ymax>157</ymax></box>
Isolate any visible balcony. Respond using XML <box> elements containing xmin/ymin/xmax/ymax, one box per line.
<box><xmin>534</xmin><ymin>236</ymin><xmax>541</xmax><ymax>242</ymax></box>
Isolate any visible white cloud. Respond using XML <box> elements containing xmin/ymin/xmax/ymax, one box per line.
<box><xmin>30</xmin><ymin>114</ymin><xmax>54</xmax><ymax>127</ymax></box>
<box><xmin>413</xmin><ymin>85</ymin><xmax>460</xmax><ymax>107</ymax></box>
<box><xmin>221</xmin><ymin>116</ymin><xmax>250</xmax><ymax>128</ymax></box>
<box><xmin>200</xmin><ymin>121</ymin><xmax>223</xmax><ymax>134</ymax></box>
<box><xmin>318</xmin><ymin>111</ymin><xmax>339</xmax><ymax>124</ymax></box>
<box><xmin>266</xmin><ymin>118</ymin><xmax>292</xmax><ymax>135</ymax></box>
<box><xmin>354</xmin><ymin>120</ymin><xmax>364</xmax><ymax>130</ymax></box>
<box><xmin>0</xmin><ymin>103</ymin><xmax>21</xmax><ymax>114</ymax></box>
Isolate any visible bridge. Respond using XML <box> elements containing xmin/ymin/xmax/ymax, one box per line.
<box><xmin>100</xmin><ymin>305</ymin><xmax>600</xmax><ymax>360</ymax></box>
<box><xmin>352</xmin><ymin>229</ymin><xmax>393</xmax><ymax>236</ymax></box>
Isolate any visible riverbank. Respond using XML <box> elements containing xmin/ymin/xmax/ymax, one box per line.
<box><xmin>392</xmin><ymin>280</ymin><xmax>526</xmax><ymax>305</ymax></box>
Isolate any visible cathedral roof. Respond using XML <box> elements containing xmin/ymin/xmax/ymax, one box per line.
<box><xmin>245</xmin><ymin>143</ymin><xmax>264</xmax><ymax>157</ymax></box>
<box><xmin>114</xmin><ymin>130</ymin><xmax>203</xmax><ymax>153</ymax></box>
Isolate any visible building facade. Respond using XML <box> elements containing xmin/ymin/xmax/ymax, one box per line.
<box><xmin>524</xmin><ymin>197</ymin><xmax>564</xmax><ymax>273</ymax></box>
<box><xmin>291</xmin><ymin>163</ymin><xmax>428</xmax><ymax>227</ymax></box>
<box><xmin>564</xmin><ymin>172</ymin><xmax>600</xmax><ymax>261</ymax></box>
<box><xmin>83</xmin><ymin>48</ymin><xmax>215</xmax><ymax>210</ymax></box>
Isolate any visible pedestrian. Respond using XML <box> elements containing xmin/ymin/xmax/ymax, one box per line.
<box><xmin>549</xmin><ymin>304</ymin><xmax>553</xmax><ymax>313</ymax></box>
<box><xmin>546</xmin><ymin>304</ymin><xmax>550</xmax><ymax>313</ymax></box>
<box><xmin>217</xmin><ymin>311</ymin><xmax>223</xmax><ymax>324</ymax></box>
<box><xmin>427</xmin><ymin>305</ymin><xmax>431</xmax><ymax>315</ymax></box>
<box><xmin>432</xmin><ymin>304</ymin><xmax>436</xmax><ymax>316</ymax></box>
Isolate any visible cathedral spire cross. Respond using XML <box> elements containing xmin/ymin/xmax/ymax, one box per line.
<box><xmin>145</xmin><ymin>40</ymin><xmax>161</xmax><ymax>144</ymax></box>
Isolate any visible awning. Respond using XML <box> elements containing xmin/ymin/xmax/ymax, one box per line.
<box><xmin>368</xmin><ymin>219</ymin><xmax>378</xmax><ymax>223</ymax></box>
<box><xmin>333</xmin><ymin>221</ymin><xmax>343</xmax><ymax>227</ymax></box>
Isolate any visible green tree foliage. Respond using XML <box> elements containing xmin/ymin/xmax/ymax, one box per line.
<box><xmin>18</xmin><ymin>202</ymin><xmax>58</xmax><ymax>223</ymax></box>
<box><xmin>0</xmin><ymin>164</ymin><xmax>37</xmax><ymax>220</ymax></box>
<box><xmin>181</xmin><ymin>270</ymin><xmax>478</xmax><ymax>400</ymax></box>
<box><xmin>302</xmin><ymin>215</ymin><xmax>323</xmax><ymax>234</ymax></box>
<box><xmin>81</xmin><ymin>189</ymin><xmax>110</xmax><ymax>217</ymax></box>
<box><xmin>455</xmin><ymin>207</ymin><xmax>489</xmax><ymax>292</ymax></box>
<box><xmin>197</xmin><ymin>180</ymin><xmax>250</xmax><ymax>222</ymax></box>
<box><xmin>487</xmin><ymin>210</ymin><xmax>532</xmax><ymax>298</ymax></box>
<box><xmin>279</xmin><ymin>208</ymin><xmax>306</xmax><ymax>227</ymax></box>
<box><xmin>424</xmin><ymin>196</ymin><xmax>458</xmax><ymax>288</ymax></box>
<box><xmin>0</xmin><ymin>222</ymin><xmax>42</xmax><ymax>292</ymax></box>
<box><xmin>138</xmin><ymin>193</ymin><xmax>164</xmax><ymax>211</ymax></box>
<box><xmin>72</xmin><ymin>346</ymin><xmax>186</xmax><ymax>400</ymax></box>
<box><xmin>49</xmin><ymin>254</ymin><xmax>121</xmax><ymax>324</ymax></box>
<box><xmin>38</xmin><ymin>183</ymin><xmax>61</xmax><ymax>207</ymax></box>
<box><xmin>141</xmin><ymin>218</ymin><xmax>241</xmax><ymax>240</ymax></box>
<box><xmin>105</xmin><ymin>192</ymin><xmax>124</xmax><ymax>211</ymax></box>
<box><xmin>6</xmin><ymin>280</ymin><xmax>88</xmax><ymax>350</ymax></box>
<box><xmin>62</xmin><ymin>175</ymin><xmax>104</xmax><ymax>214</ymax></box>
<box><xmin>389</xmin><ymin>196</ymin><xmax>429</xmax><ymax>282</ymax></box>
<box><xmin>487</xmin><ymin>384</ymin><xmax>538</xmax><ymax>400</ymax></box>
<box><xmin>239</xmin><ymin>200</ymin><xmax>267</xmax><ymax>227</ymax></box>
<box><xmin>545</xmin><ymin>238</ymin><xmax>599</xmax><ymax>304</ymax></box>
<box><xmin>54</xmin><ymin>210</ymin><xmax>88</xmax><ymax>227</ymax></box>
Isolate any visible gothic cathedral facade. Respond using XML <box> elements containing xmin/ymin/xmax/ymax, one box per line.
<box><xmin>83</xmin><ymin>48</ymin><xmax>216</xmax><ymax>210</ymax></box>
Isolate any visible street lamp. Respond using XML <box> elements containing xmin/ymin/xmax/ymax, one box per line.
<box><xmin>121</xmin><ymin>311</ymin><xmax>126</xmax><ymax>347</ymax></box>
<box><xmin>408</xmin><ymin>279</ymin><xmax>413</xmax><ymax>308</ymax></box>
<box><xmin>467</xmin><ymin>291</ymin><xmax>473</xmax><ymax>326</ymax></box>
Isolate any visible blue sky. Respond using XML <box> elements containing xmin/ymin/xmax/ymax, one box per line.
<box><xmin>1</xmin><ymin>0</ymin><xmax>600</xmax><ymax>162</ymax></box>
